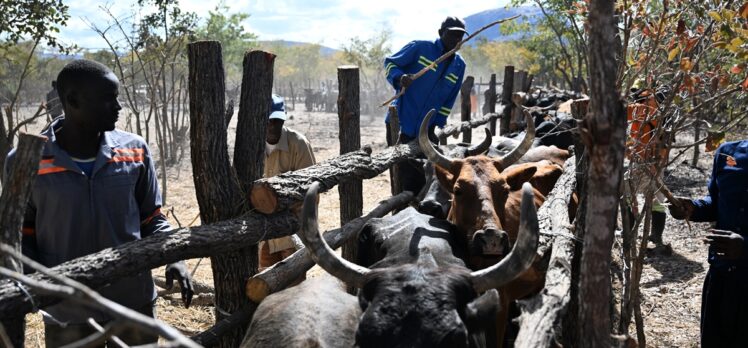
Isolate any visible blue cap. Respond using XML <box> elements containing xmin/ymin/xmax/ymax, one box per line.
<box><xmin>269</xmin><ymin>94</ymin><xmax>287</xmax><ymax>121</ymax></box>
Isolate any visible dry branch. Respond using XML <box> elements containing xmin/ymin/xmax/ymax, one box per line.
<box><xmin>245</xmin><ymin>191</ymin><xmax>414</xmax><ymax>302</ymax></box>
<box><xmin>515</xmin><ymin>158</ymin><xmax>577</xmax><ymax>347</ymax></box>
<box><xmin>436</xmin><ymin>112</ymin><xmax>502</xmax><ymax>141</ymax></box>
<box><xmin>250</xmin><ymin>142</ymin><xmax>421</xmax><ymax>214</ymax></box>
<box><xmin>0</xmin><ymin>244</ymin><xmax>200</xmax><ymax>348</ymax></box>
<box><xmin>0</xmin><ymin>211</ymin><xmax>298</xmax><ymax>318</ymax></box>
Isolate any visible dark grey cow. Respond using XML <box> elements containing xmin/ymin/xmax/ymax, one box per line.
<box><xmin>300</xmin><ymin>181</ymin><xmax>539</xmax><ymax>348</ymax></box>
<box><xmin>240</xmin><ymin>276</ymin><xmax>360</xmax><ymax>348</ymax></box>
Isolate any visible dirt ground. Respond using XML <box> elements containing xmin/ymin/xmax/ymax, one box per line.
<box><xmin>19</xmin><ymin>106</ymin><xmax>721</xmax><ymax>347</ymax></box>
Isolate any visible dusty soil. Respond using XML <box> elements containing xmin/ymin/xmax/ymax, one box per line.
<box><xmin>18</xmin><ymin>106</ymin><xmax>726</xmax><ymax>347</ymax></box>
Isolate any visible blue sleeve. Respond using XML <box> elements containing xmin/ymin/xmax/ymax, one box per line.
<box><xmin>690</xmin><ymin>146</ymin><xmax>721</xmax><ymax>222</ymax></box>
<box><xmin>435</xmin><ymin>64</ymin><xmax>465</xmax><ymax>127</ymax></box>
<box><xmin>136</xmin><ymin>144</ymin><xmax>171</xmax><ymax>237</ymax></box>
<box><xmin>384</xmin><ymin>41</ymin><xmax>419</xmax><ymax>90</ymax></box>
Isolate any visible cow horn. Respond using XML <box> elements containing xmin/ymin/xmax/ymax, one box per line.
<box><xmin>497</xmin><ymin>109</ymin><xmax>535</xmax><ymax>167</ymax></box>
<box><xmin>465</xmin><ymin>128</ymin><xmax>493</xmax><ymax>156</ymax></box>
<box><xmin>470</xmin><ymin>183</ymin><xmax>539</xmax><ymax>293</ymax></box>
<box><xmin>299</xmin><ymin>182</ymin><xmax>370</xmax><ymax>288</ymax></box>
<box><xmin>419</xmin><ymin>109</ymin><xmax>454</xmax><ymax>169</ymax></box>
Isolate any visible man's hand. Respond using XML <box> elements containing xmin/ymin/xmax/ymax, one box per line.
<box><xmin>165</xmin><ymin>261</ymin><xmax>193</xmax><ymax>308</ymax></box>
<box><xmin>399</xmin><ymin>74</ymin><xmax>414</xmax><ymax>89</ymax></box>
<box><xmin>704</xmin><ymin>229</ymin><xmax>744</xmax><ymax>260</ymax></box>
<box><xmin>668</xmin><ymin>197</ymin><xmax>695</xmax><ymax>220</ymax></box>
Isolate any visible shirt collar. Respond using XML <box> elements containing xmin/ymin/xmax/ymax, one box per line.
<box><xmin>41</xmin><ymin>117</ymin><xmax>119</xmax><ymax>166</ymax></box>
<box><xmin>272</xmin><ymin>127</ymin><xmax>290</xmax><ymax>153</ymax></box>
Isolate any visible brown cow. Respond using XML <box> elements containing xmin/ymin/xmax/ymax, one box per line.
<box><xmin>418</xmin><ymin>110</ymin><xmax>563</xmax><ymax>347</ymax></box>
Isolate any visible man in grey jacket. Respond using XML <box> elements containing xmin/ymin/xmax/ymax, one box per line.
<box><xmin>4</xmin><ymin>59</ymin><xmax>193</xmax><ymax>346</ymax></box>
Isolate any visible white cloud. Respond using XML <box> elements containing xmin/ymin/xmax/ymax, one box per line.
<box><xmin>57</xmin><ymin>0</ymin><xmax>510</xmax><ymax>51</ymax></box>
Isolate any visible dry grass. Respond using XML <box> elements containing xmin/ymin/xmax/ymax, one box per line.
<box><xmin>18</xmin><ymin>107</ymin><xmax>708</xmax><ymax>347</ymax></box>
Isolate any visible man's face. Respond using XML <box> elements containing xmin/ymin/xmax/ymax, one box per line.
<box><xmin>65</xmin><ymin>72</ymin><xmax>122</xmax><ymax>133</ymax></box>
<box><xmin>440</xmin><ymin>29</ymin><xmax>465</xmax><ymax>52</ymax></box>
<box><xmin>266</xmin><ymin>119</ymin><xmax>285</xmax><ymax>144</ymax></box>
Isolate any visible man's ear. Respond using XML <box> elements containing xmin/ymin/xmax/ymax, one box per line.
<box><xmin>502</xmin><ymin>163</ymin><xmax>538</xmax><ymax>191</ymax></box>
<box><xmin>64</xmin><ymin>92</ymin><xmax>79</xmax><ymax>110</ymax></box>
<box><xmin>434</xmin><ymin>161</ymin><xmax>462</xmax><ymax>193</ymax></box>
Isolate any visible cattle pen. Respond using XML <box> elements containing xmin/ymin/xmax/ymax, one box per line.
<box><xmin>0</xmin><ymin>41</ymin><xmax>581</xmax><ymax>347</ymax></box>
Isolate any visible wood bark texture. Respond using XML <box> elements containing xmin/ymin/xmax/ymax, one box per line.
<box><xmin>460</xmin><ymin>76</ymin><xmax>475</xmax><ymax>143</ymax></box>
<box><xmin>515</xmin><ymin>158</ymin><xmax>577</xmax><ymax>347</ymax></box>
<box><xmin>578</xmin><ymin>1</ymin><xmax>626</xmax><ymax>346</ymax></box>
<box><xmin>0</xmin><ymin>212</ymin><xmax>298</xmax><ymax>319</ymax></box>
<box><xmin>387</xmin><ymin>106</ymin><xmax>401</xmax><ymax>196</ymax></box>
<box><xmin>337</xmin><ymin>66</ymin><xmax>363</xmax><ymax>267</ymax></box>
<box><xmin>0</xmin><ymin>133</ymin><xmax>45</xmax><ymax>347</ymax></box>
<box><xmin>500</xmin><ymin>68</ymin><xmax>514</xmax><ymax>135</ymax></box>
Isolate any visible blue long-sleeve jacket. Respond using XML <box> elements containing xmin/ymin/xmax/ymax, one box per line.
<box><xmin>384</xmin><ymin>38</ymin><xmax>465</xmax><ymax>138</ymax></box>
<box><xmin>690</xmin><ymin>140</ymin><xmax>748</xmax><ymax>268</ymax></box>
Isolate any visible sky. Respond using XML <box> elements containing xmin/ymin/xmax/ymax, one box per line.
<box><xmin>58</xmin><ymin>0</ymin><xmax>511</xmax><ymax>52</ymax></box>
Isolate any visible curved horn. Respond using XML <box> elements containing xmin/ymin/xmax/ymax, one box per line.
<box><xmin>299</xmin><ymin>182</ymin><xmax>370</xmax><ymax>288</ymax></box>
<box><xmin>465</xmin><ymin>128</ymin><xmax>493</xmax><ymax>156</ymax></box>
<box><xmin>419</xmin><ymin>109</ymin><xmax>454</xmax><ymax>169</ymax></box>
<box><xmin>470</xmin><ymin>183</ymin><xmax>539</xmax><ymax>292</ymax></box>
<box><xmin>498</xmin><ymin>109</ymin><xmax>535</xmax><ymax>167</ymax></box>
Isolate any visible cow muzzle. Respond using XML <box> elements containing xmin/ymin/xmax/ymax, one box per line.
<box><xmin>471</xmin><ymin>229</ymin><xmax>510</xmax><ymax>257</ymax></box>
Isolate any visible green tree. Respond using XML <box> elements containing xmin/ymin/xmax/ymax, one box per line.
<box><xmin>0</xmin><ymin>0</ymin><xmax>69</xmax><ymax>51</ymax></box>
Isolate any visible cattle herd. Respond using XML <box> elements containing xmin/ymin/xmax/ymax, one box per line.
<box><xmin>242</xmin><ymin>91</ymin><xmax>578</xmax><ymax>347</ymax></box>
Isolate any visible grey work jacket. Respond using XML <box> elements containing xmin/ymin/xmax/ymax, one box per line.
<box><xmin>3</xmin><ymin>118</ymin><xmax>170</xmax><ymax>324</ymax></box>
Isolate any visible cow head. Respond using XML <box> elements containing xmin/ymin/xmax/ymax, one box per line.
<box><xmin>419</xmin><ymin>110</ymin><xmax>537</xmax><ymax>268</ymax></box>
<box><xmin>299</xmin><ymin>181</ymin><xmax>539</xmax><ymax>348</ymax></box>
<box><xmin>418</xmin><ymin>131</ymin><xmax>493</xmax><ymax>220</ymax></box>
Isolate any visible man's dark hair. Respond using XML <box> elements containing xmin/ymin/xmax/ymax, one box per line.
<box><xmin>56</xmin><ymin>59</ymin><xmax>112</xmax><ymax>107</ymax></box>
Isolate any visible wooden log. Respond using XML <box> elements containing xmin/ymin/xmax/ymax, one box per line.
<box><xmin>500</xmin><ymin>67</ymin><xmax>514</xmax><ymax>135</ymax></box>
<box><xmin>511</xmin><ymin>71</ymin><xmax>528</xmax><ymax>131</ymax></box>
<box><xmin>435</xmin><ymin>112</ymin><xmax>501</xmax><ymax>140</ymax></box>
<box><xmin>250</xmin><ymin>141</ymin><xmax>420</xmax><ymax>214</ymax></box>
<box><xmin>387</xmin><ymin>106</ymin><xmax>401</xmax><ymax>196</ymax></box>
<box><xmin>337</xmin><ymin>66</ymin><xmax>363</xmax><ymax>269</ymax></box>
<box><xmin>245</xmin><ymin>191</ymin><xmax>413</xmax><ymax>302</ymax></box>
<box><xmin>515</xmin><ymin>158</ymin><xmax>577</xmax><ymax>347</ymax></box>
<box><xmin>488</xmin><ymin>73</ymin><xmax>499</xmax><ymax>134</ymax></box>
<box><xmin>0</xmin><ymin>133</ymin><xmax>46</xmax><ymax>347</ymax></box>
<box><xmin>460</xmin><ymin>76</ymin><xmax>475</xmax><ymax>143</ymax></box>
<box><xmin>0</xmin><ymin>211</ymin><xmax>298</xmax><ymax>319</ymax></box>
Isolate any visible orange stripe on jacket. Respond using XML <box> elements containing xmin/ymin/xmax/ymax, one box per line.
<box><xmin>38</xmin><ymin>166</ymin><xmax>68</xmax><ymax>175</ymax></box>
<box><xmin>108</xmin><ymin>156</ymin><xmax>144</xmax><ymax>163</ymax></box>
<box><xmin>141</xmin><ymin>208</ymin><xmax>163</xmax><ymax>225</ymax></box>
<box><xmin>113</xmin><ymin>148</ymin><xmax>145</xmax><ymax>154</ymax></box>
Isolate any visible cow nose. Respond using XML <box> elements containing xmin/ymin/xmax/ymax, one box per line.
<box><xmin>419</xmin><ymin>200</ymin><xmax>446</xmax><ymax>219</ymax></box>
<box><xmin>472</xmin><ymin>229</ymin><xmax>510</xmax><ymax>256</ymax></box>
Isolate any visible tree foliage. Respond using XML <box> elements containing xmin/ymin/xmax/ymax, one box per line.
<box><xmin>0</xmin><ymin>0</ymin><xmax>70</xmax><ymax>51</ymax></box>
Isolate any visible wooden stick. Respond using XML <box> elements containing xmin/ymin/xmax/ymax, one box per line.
<box><xmin>380</xmin><ymin>15</ymin><xmax>521</xmax><ymax>107</ymax></box>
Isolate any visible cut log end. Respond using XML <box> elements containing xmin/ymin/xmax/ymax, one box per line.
<box><xmin>245</xmin><ymin>277</ymin><xmax>271</xmax><ymax>303</ymax></box>
<box><xmin>250</xmin><ymin>183</ymin><xmax>278</xmax><ymax>214</ymax></box>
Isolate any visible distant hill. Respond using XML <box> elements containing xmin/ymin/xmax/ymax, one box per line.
<box><xmin>258</xmin><ymin>40</ymin><xmax>339</xmax><ymax>56</ymax></box>
<box><xmin>464</xmin><ymin>6</ymin><xmax>542</xmax><ymax>43</ymax></box>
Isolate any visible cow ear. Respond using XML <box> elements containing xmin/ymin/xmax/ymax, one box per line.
<box><xmin>464</xmin><ymin>289</ymin><xmax>500</xmax><ymax>332</ymax></box>
<box><xmin>502</xmin><ymin>163</ymin><xmax>538</xmax><ymax>191</ymax></box>
<box><xmin>434</xmin><ymin>161</ymin><xmax>462</xmax><ymax>193</ymax></box>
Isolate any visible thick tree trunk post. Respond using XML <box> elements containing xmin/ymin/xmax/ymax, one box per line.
<box><xmin>0</xmin><ymin>108</ymin><xmax>10</xmax><ymax>183</ymax></box>
<box><xmin>0</xmin><ymin>133</ymin><xmax>45</xmax><ymax>347</ymax></box>
<box><xmin>188</xmin><ymin>41</ymin><xmax>248</xmax><ymax>348</ymax></box>
<box><xmin>460</xmin><ymin>76</ymin><xmax>475</xmax><ymax>143</ymax></box>
<box><xmin>289</xmin><ymin>81</ymin><xmax>295</xmax><ymax>111</ymax></box>
<box><xmin>500</xmin><ymin>67</ymin><xmax>514</xmax><ymax>135</ymax></box>
<box><xmin>487</xmin><ymin>74</ymin><xmax>498</xmax><ymax>135</ymax></box>
<box><xmin>388</xmin><ymin>106</ymin><xmax>402</xmax><ymax>196</ymax></box>
<box><xmin>525</xmin><ymin>74</ymin><xmax>535</xmax><ymax>92</ymax></box>
<box><xmin>578</xmin><ymin>1</ymin><xmax>625</xmax><ymax>346</ymax></box>
<box><xmin>511</xmin><ymin>71</ymin><xmax>528</xmax><ymax>132</ymax></box>
<box><xmin>692</xmin><ymin>121</ymin><xmax>701</xmax><ymax>167</ymax></box>
<box><xmin>337</xmin><ymin>66</ymin><xmax>363</xmax><ymax>271</ymax></box>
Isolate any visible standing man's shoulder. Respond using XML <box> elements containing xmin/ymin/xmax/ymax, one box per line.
<box><xmin>284</xmin><ymin>127</ymin><xmax>312</xmax><ymax>145</ymax></box>
<box><xmin>107</xmin><ymin>129</ymin><xmax>150</xmax><ymax>149</ymax></box>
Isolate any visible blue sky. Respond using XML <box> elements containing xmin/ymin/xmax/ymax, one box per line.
<box><xmin>59</xmin><ymin>0</ymin><xmax>510</xmax><ymax>51</ymax></box>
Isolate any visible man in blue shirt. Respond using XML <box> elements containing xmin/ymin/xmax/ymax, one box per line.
<box><xmin>669</xmin><ymin>140</ymin><xmax>748</xmax><ymax>347</ymax></box>
<box><xmin>384</xmin><ymin>16</ymin><xmax>467</xmax><ymax>194</ymax></box>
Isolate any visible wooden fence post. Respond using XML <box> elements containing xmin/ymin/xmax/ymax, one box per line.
<box><xmin>337</xmin><ymin>66</ymin><xmax>363</xmax><ymax>270</ymax></box>
<box><xmin>0</xmin><ymin>133</ymin><xmax>45</xmax><ymax>347</ymax></box>
<box><xmin>460</xmin><ymin>76</ymin><xmax>475</xmax><ymax>143</ymax></box>
<box><xmin>500</xmin><ymin>67</ymin><xmax>514</xmax><ymax>135</ymax></box>
<box><xmin>488</xmin><ymin>73</ymin><xmax>498</xmax><ymax>135</ymax></box>
<box><xmin>387</xmin><ymin>106</ymin><xmax>401</xmax><ymax>196</ymax></box>
<box><xmin>188</xmin><ymin>41</ymin><xmax>260</xmax><ymax>348</ymax></box>
<box><xmin>511</xmin><ymin>70</ymin><xmax>528</xmax><ymax>131</ymax></box>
